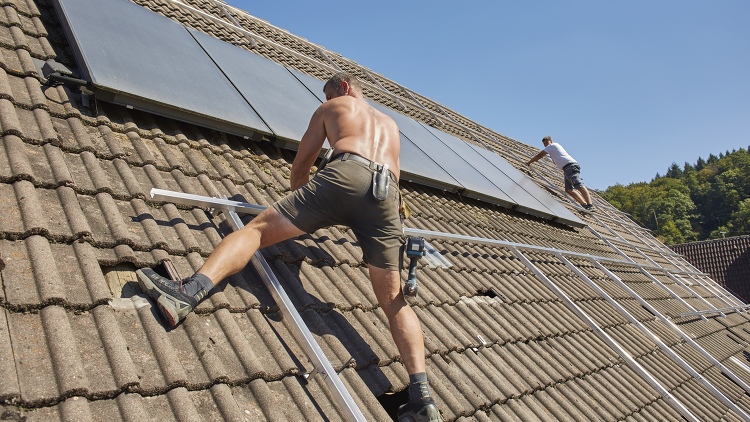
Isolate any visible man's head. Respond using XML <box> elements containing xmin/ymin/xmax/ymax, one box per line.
<box><xmin>324</xmin><ymin>72</ymin><xmax>362</xmax><ymax>100</ymax></box>
<box><xmin>542</xmin><ymin>136</ymin><xmax>553</xmax><ymax>146</ymax></box>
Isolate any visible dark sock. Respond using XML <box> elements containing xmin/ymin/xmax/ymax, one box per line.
<box><xmin>181</xmin><ymin>273</ymin><xmax>213</xmax><ymax>300</ymax></box>
<box><xmin>407</xmin><ymin>372</ymin><xmax>433</xmax><ymax>403</ymax></box>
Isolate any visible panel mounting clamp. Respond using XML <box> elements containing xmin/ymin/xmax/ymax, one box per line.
<box><xmin>31</xmin><ymin>57</ymin><xmax>89</xmax><ymax>87</ymax></box>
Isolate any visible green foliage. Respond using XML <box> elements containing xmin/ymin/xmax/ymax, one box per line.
<box><xmin>601</xmin><ymin>147</ymin><xmax>750</xmax><ymax>245</ymax></box>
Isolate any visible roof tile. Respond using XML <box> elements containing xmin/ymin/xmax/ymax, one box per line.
<box><xmin>0</xmin><ymin>1</ymin><xmax>748</xmax><ymax>419</ymax></box>
<box><xmin>0</xmin><ymin>308</ymin><xmax>20</xmax><ymax>401</ymax></box>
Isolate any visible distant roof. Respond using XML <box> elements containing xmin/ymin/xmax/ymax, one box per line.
<box><xmin>671</xmin><ymin>235</ymin><xmax>750</xmax><ymax>302</ymax></box>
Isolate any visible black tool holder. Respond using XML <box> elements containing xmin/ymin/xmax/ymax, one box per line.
<box><xmin>315</xmin><ymin>148</ymin><xmax>334</xmax><ymax>176</ymax></box>
<box><xmin>403</xmin><ymin>236</ymin><xmax>425</xmax><ymax>297</ymax></box>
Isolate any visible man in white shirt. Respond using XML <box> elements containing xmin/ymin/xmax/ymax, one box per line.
<box><xmin>527</xmin><ymin>136</ymin><xmax>595</xmax><ymax>211</ymax></box>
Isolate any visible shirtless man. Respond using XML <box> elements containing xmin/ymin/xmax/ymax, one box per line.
<box><xmin>137</xmin><ymin>72</ymin><xmax>441</xmax><ymax>422</ymax></box>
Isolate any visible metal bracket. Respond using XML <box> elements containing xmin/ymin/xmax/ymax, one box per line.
<box><xmin>31</xmin><ymin>57</ymin><xmax>88</xmax><ymax>87</ymax></box>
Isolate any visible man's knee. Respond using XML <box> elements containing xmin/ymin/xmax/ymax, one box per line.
<box><xmin>247</xmin><ymin>207</ymin><xmax>304</xmax><ymax>248</ymax></box>
<box><xmin>368</xmin><ymin>267</ymin><xmax>405</xmax><ymax>308</ymax></box>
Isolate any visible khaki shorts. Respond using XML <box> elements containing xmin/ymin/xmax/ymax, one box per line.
<box><xmin>272</xmin><ymin>159</ymin><xmax>404</xmax><ymax>270</ymax></box>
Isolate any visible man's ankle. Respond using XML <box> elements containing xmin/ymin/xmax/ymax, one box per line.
<box><xmin>182</xmin><ymin>273</ymin><xmax>214</xmax><ymax>301</ymax></box>
<box><xmin>407</xmin><ymin>372</ymin><xmax>433</xmax><ymax>403</ymax></box>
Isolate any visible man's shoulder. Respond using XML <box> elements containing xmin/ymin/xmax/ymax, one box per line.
<box><xmin>318</xmin><ymin>96</ymin><xmax>358</xmax><ymax>114</ymax></box>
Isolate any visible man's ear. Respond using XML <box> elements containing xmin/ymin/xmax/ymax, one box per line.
<box><xmin>341</xmin><ymin>80</ymin><xmax>350</xmax><ymax>95</ymax></box>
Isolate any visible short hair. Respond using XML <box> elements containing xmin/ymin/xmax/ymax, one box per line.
<box><xmin>324</xmin><ymin>72</ymin><xmax>362</xmax><ymax>94</ymax></box>
<box><xmin>542</xmin><ymin>136</ymin><xmax>552</xmax><ymax>144</ymax></box>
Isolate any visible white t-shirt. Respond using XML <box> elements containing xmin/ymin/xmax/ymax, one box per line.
<box><xmin>543</xmin><ymin>143</ymin><xmax>577</xmax><ymax>169</ymax></box>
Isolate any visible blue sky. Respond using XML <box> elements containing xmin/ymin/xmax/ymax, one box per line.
<box><xmin>225</xmin><ymin>1</ymin><xmax>749</xmax><ymax>190</ymax></box>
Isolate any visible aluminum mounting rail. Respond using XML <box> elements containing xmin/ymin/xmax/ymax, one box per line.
<box><xmin>589</xmin><ymin>260</ymin><xmax>750</xmax><ymax>396</ymax></box>
<box><xmin>557</xmin><ymin>253</ymin><xmax>750</xmax><ymax>417</ymax></box>
<box><xmin>586</xmin><ymin>214</ymin><xmax>747</xmax><ymax>312</ymax></box>
<box><xmin>405</xmin><ymin>227</ymin><xmax>679</xmax><ymax>271</ymax></box>
<box><xmin>147</xmin><ymin>190</ymin><xmax>645</xmax><ymax>268</ymax></box>
<box><xmin>511</xmin><ymin>248</ymin><xmax>701</xmax><ymax>422</ymax></box>
<box><xmin>150</xmin><ymin>189</ymin><xmax>366</xmax><ymax>422</ymax></box>
<box><xmin>679</xmin><ymin>305</ymin><xmax>750</xmax><ymax>317</ymax></box>
<box><xmin>586</xmin><ymin>228</ymin><xmax>707</xmax><ymax>318</ymax></box>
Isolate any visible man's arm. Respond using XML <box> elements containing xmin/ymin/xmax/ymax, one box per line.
<box><xmin>526</xmin><ymin>149</ymin><xmax>547</xmax><ymax>165</ymax></box>
<box><xmin>290</xmin><ymin>105</ymin><xmax>328</xmax><ymax>190</ymax></box>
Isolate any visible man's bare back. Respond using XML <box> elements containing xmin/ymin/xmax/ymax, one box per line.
<box><xmin>289</xmin><ymin>76</ymin><xmax>400</xmax><ymax>190</ymax></box>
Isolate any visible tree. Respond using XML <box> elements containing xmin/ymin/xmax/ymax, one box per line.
<box><xmin>601</xmin><ymin>147</ymin><xmax>749</xmax><ymax>244</ymax></box>
<box><xmin>695</xmin><ymin>157</ymin><xmax>706</xmax><ymax>171</ymax></box>
<box><xmin>665</xmin><ymin>163</ymin><xmax>683</xmax><ymax>179</ymax></box>
<box><xmin>601</xmin><ymin>178</ymin><xmax>697</xmax><ymax>244</ymax></box>
<box><xmin>658</xmin><ymin>220</ymin><xmax>687</xmax><ymax>245</ymax></box>
<box><xmin>711</xmin><ymin>198</ymin><xmax>750</xmax><ymax>238</ymax></box>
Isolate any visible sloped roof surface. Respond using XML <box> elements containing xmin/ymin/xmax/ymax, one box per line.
<box><xmin>1</xmin><ymin>0</ymin><xmax>750</xmax><ymax>421</ymax></box>
<box><xmin>671</xmin><ymin>236</ymin><xmax>750</xmax><ymax>303</ymax></box>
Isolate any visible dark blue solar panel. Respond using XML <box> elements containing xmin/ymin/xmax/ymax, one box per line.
<box><xmin>287</xmin><ymin>69</ymin><xmax>327</xmax><ymax>103</ymax></box>
<box><xmin>465</xmin><ymin>141</ymin><xmax>584</xmax><ymax>227</ymax></box>
<box><xmin>190</xmin><ymin>29</ymin><xmax>321</xmax><ymax>143</ymax></box>
<box><xmin>372</xmin><ymin>104</ymin><xmax>514</xmax><ymax>206</ymax></box>
<box><xmin>422</xmin><ymin>124</ymin><xmax>553</xmax><ymax>215</ymax></box>
<box><xmin>52</xmin><ymin>0</ymin><xmax>585</xmax><ymax>226</ymax></box>
<box><xmin>52</xmin><ymin>0</ymin><xmax>270</xmax><ymax>137</ymax></box>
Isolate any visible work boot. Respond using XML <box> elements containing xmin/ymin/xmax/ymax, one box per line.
<box><xmin>397</xmin><ymin>399</ymin><xmax>442</xmax><ymax>422</ymax></box>
<box><xmin>136</xmin><ymin>268</ymin><xmax>205</xmax><ymax>327</ymax></box>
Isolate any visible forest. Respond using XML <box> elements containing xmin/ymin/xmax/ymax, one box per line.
<box><xmin>599</xmin><ymin>146</ymin><xmax>750</xmax><ymax>245</ymax></box>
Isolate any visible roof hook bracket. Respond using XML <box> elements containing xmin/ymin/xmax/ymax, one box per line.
<box><xmin>31</xmin><ymin>58</ymin><xmax>89</xmax><ymax>88</ymax></box>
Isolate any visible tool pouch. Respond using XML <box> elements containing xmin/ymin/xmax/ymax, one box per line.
<box><xmin>372</xmin><ymin>164</ymin><xmax>390</xmax><ymax>201</ymax></box>
<box><xmin>315</xmin><ymin>148</ymin><xmax>334</xmax><ymax>176</ymax></box>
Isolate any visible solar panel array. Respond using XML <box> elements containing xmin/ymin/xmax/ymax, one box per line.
<box><xmin>51</xmin><ymin>0</ymin><xmax>584</xmax><ymax>227</ymax></box>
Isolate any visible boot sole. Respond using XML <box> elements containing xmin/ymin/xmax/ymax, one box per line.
<box><xmin>136</xmin><ymin>270</ymin><xmax>181</xmax><ymax>327</ymax></box>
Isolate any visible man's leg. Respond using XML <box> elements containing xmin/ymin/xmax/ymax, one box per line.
<box><xmin>198</xmin><ymin>207</ymin><xmax>305</xmax><ymax>285</ymax></box>
<box><xmin>577</xmin><ymin>186</ymin><xmax>593</xmax><ymax>206</ymax></box>
<box><xmin>368</xmin><ymin>265</ymin><xmax>441</xmax><ymax>421</ymax></box>
<box><xmin>565</xmin><ymin>167</ymin><xmax>593</xmax><ymax>208</ymax></box>
<box><xmin>368</xmin><ymin>265</ymin><xmax>426</xmax><ymax>374</ymax></box>
<box><xmin>138</xmin><ymin>207</ymin><xmax>304</xmax><ymax>326</ymax></box>
<box><xmin>565</xmin><ymin>188</ymin><xmax>586</xmax><ymax>206</ymax></box>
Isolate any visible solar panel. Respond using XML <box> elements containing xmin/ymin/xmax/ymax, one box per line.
<box><xmin>371</xmin><ymin>103</ymin><xmax>515</xmax><ymax>206</ymax></box>
<box><xmin>52</xmin><ymin>0</ymin><xmax>586</xmax><ymax>227</ymax></box>
<box><xmin>286</xmin><ymin>68</ymin><xmax>327</xmax><ymax>103</ymax></box>
<box><xmin>190</xmin><ymin>29</ymin><xmax>322</xmax><ymax>146</ymax></box>
<box><xmin>465</xmin><ymin>141</ymin><xmax>584</xmax><ymax>227</ymax></box>
<box><xmin>422</xmin><ymin>124</ymin><xmax>553</xmax><ymax>215</ymax></box>
<box><xmin>52</xmin><ymin>0</ymin><xmax>270</xmax><ymax>138</ymax></box>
